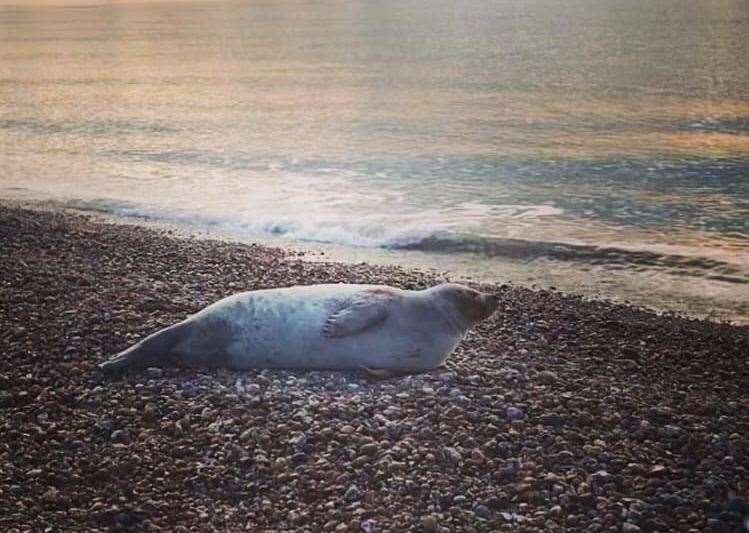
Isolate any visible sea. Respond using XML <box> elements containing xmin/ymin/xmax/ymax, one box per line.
<box><xmin>1</xmin><ymin>0</ymin><xmax>747</xmax><ymax>322</ymax></box>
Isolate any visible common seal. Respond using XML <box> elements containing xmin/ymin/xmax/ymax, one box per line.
<box><xmin>97</xmin><ymin>283</ymin><xmax>499</xmax><ymax>378</ymax></box>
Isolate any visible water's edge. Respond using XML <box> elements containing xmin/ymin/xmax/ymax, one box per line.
<box><xmin>3</xmin><ymin>195</ymin><xmax>746</xmax><ymax>325</ymax></box>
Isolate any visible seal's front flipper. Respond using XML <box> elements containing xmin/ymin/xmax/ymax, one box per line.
<box><xmin>322</xmin><ymin>290</ymin><xmax>391</xmax><ymax>338</ymax></box>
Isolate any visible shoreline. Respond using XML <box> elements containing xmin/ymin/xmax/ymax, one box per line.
<box><xmin>1</xmin><ymin>204</ymin><xmax>747</xmax><ymax>531</ymax></box>
<box><xmin>4</xmin><ymin>196</ymin><xmax>747</xmax><ymax>326</ymax></box>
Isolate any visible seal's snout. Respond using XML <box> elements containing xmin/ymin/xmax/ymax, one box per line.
<box><xmin>436</xmin><ymin>283</ymin><xmax>499</xmax><ymax>325</ymax></box>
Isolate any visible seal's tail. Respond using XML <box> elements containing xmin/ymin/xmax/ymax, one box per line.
<box><xmin>98</xmin><ymin>321</ymin><xmax>186</xmax><ymax>375</ymax></box>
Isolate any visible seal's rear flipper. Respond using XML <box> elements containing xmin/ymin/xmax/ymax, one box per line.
<box><xmin>97</xmin><ymin>321</ymin><xmax>186</xmax><ymax>376</ymax></box>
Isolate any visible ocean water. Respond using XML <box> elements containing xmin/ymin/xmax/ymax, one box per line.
<box><xmin>1</xmin><ymin>0</ymin><xmax>747</xmax><ymax>322</ymax></box>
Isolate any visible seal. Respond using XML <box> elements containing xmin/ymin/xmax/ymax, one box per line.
<box><xmin>97</xmin><ymin>282</ymin><xmax>499</xmax><ymax>378</ymax></box>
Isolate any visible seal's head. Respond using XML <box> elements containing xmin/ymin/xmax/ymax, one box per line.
<box><xmin>431</xmin><ymin>283</ymin><xmax>500</xmax><ymax>329</ymax></box>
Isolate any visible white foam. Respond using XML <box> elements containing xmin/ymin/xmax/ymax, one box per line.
<box><xmin>63</xmin><ymin>198</ymin><xmax>447</xmax><ymax>249</ymax></box>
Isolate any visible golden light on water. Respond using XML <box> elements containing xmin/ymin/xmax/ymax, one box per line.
<box><xmin>1</xmin><ymin>0</ymin><xmax>747</xmax><ymax>322</ymax></box>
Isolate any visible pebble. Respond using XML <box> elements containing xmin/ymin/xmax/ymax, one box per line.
<box><xmin>110</xmin><ymin>429</ymin><xmax>131</xmax><ymax>444</ymax></box>
<box><xmin>421</xmin><ymin>515</ymin><xmax>438</xmax><ymax>532</ymax></box>
<box><xmin>344</xmin><ymin>485</ymin><xmax>361</xmax><ymax>501</ymax></box>
<box><xmin>539</xmin><ymin>413</ymin><xmax>563</xmax><ymax>426</ymax></box>
<box><xmin>496</xmin><ymin>441</ymin><xmax>514</xmax><ymax>458</ymax></box>
<box><xmin>245</xmin><ymin>383</ymin><xmax>262</xmax><ymax>395</ymax></box>
<box><xmin>555</xmin><ymin>450</ymin><xmax>575</xmax><ymax>462</ymax></box>
<box><xmin>383</xmin><ymin>406</ymin><xmax>401</xmax><ymax>417</ymax></box>
<box><xmin>360</xmin><ymin>443</ymin><xmax>379</xmax><ymax>456</ymax></box>
<box><xmin>648</xmin><ymin>465</ymin><xmax>668</xmax><ymax>477</ymax></box>
<box><xmin>506</xmin><ymin>406</ymin><xmax>524</xmax><ymax>421</ymax></box>
<box><xmin>351</xmin><ymin>455</ymin><xmax>370</xmax><ymax>468</ymax></box>
<box><xmin>590</xmin><ymin>470</ymin><xmax>612</xmax><ymax>483</ymax></box>
<box><xmin>537</xmin><ymin>370</ymin><xmax>558</xmax><ymax>384</ymax></box>
<box><xmin>442</xmin><ymin>446</ymin><xmax>462</xmax><ymax>466</ymax></box>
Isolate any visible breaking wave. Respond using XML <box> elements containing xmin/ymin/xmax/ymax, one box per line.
<box><xmin>63</xmin><ymin>197</ymin><xmax>747</xmax><ymax>284</ymax></box>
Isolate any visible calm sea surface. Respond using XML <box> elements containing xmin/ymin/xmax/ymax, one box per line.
<box><xmin>1</xmin><ymin>0</ymin><xmax>748</xmax><ymax>321</ymax></box>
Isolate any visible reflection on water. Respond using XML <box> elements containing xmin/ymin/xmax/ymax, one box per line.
<box><xmin>0</xmin><ymin>0</ymin><xmax>747</xmax><ymax>321</ymax></box>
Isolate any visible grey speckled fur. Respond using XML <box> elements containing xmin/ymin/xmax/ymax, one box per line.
<box><xmin>98</xmin><ymin>283</ymin><xmax>499</xmax><ymax>374</ymax></box>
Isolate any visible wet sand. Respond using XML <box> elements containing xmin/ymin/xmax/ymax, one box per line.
<box><xmin>1</xmin><ymin>205</ymin><xmax>747</xmax><ymax>532</ymax></box>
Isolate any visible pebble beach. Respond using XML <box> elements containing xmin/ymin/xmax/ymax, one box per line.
<box><xmin>1</xmin><ymin>204</ymin><xmax>747</xmax><ymax>532</ymax></box>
